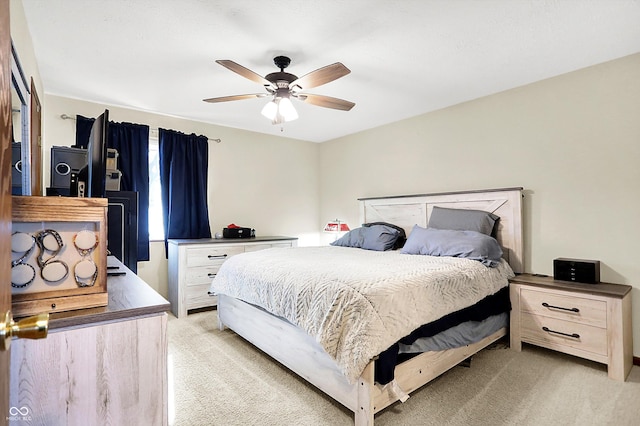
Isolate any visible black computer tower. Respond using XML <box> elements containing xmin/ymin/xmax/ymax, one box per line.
<box><xmin>106</xmin><ymin>191</ymin><xmax>139</xmax><ymax>273</ymax></box>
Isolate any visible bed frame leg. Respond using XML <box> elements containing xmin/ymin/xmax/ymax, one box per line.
<box><xmin>217</xmin><ymin>310</ymin><xmax>226</xmax><ymax>331</ymax></box>
<box><xmin>355</xmin><ymin>361</ymin><xmax>375</xmax><ymax>426</ymax></box>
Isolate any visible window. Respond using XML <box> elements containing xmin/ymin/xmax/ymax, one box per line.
<box><xmin>148</xmin><ymin>136</ymin><xmax>164</xmax><ymax>240</ymax></box>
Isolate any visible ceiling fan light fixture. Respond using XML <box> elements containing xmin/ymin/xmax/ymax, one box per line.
<box><xmin>261</xmin><ymin>96</ymin><xmax>298</xmax><ymax>125</ymax></box>
<box><xmin>278</xmin><ymin>97</ymin><xmax>298</xmax><ymax>121</ymax></box>
<box><xmin>261</xmin><ymin>100</ymin><xmax>278</xmax><ymax>120</ymax></box>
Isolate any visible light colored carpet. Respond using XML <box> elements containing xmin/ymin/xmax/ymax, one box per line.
<box><xmin>167</xmin><ymin>310</ymin><xmax>640</xmax><ymax>426</ymax></box>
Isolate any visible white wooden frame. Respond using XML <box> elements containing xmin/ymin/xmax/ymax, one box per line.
<box><xmin>217</xmin><ymin>188</ymin><xmax>523</xmax><ymax>425</ymax></box>
<box><xmin>359</xmin><ymin>187</ymin><xmax>524</xmax><ymax>273</ymax></box>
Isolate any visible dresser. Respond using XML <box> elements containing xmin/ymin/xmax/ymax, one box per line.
<box><xmin>509</xmin><ymin>274</ymin><xmax>633</xmax><ymax>381</ymax></box>
<box><xmin>167</xmin><ymin>236</ymin><xmax>298</xmax><ymax>318</ymax></box>
<box><xmin>10</xmin><ymin>257</ymin><xmax>170</xmax><ymax>425</ymax></box>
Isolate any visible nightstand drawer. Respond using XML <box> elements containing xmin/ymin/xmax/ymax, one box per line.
<box><xmin>186</xmin><ymin>246</ymin><xmax>244</xmax><ymax>267</ymax></box>
<box><xmin>521</xmin><ymin>312</ymin><xmax>607</xmax><ymax>356</ymax></box>
<box><xmin>185</xmin><ymin>266</ymin><xmax>219</xmax><ymax>286</ymax></box>
<box><xmin>520</xmin><ymin>288</ymin><xmax>606</xmax><ymax>328</ymax></box>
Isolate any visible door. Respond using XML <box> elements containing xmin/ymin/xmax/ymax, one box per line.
<box><xmin>29</xmin><ymin>78</ymin><xmax>41</xmax><ymax>196</ymax></box>
<box><xmin>1</xmin><ymin>7</ymin><xmax>49</xmax><ymax>422</ymax></box>
<box><xmin>1</xmin><ymin>0</ymin><xmax>13</xmax><ymax>420</ymax></box>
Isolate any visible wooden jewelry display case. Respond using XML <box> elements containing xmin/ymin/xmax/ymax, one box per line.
<box><xmin>10</xmin><ymin>196</ymin><xmax>108</xmax><ymax>317</ymax></box>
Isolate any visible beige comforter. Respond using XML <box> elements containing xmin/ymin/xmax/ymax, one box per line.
<box><xmin>209</xmin><ymin>246</ymin><xmax>514</xmax><ymax>382</ymax></box>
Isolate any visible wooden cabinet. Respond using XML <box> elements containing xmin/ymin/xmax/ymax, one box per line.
<box><xmin>10</xmin><ymin>257</ymin><xmax>170</xmax><ymax>425</ymax></box>
<box><xmin>509</xmin><ymin>274</ymin><xmax>632</xmax><ymax>381</ymax></box>
<box><xmin>167</xmin><ymin>237</ymin><xmax>298</xmax><ymax>318</ymax></box>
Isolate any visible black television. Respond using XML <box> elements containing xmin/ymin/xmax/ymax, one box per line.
<box><xmin>79</xmin><ymin>109</ymin><xmax>109</xmax><ymax>198</ymax></box>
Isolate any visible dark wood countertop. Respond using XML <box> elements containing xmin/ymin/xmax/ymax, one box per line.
<box><xmin>47</xmin><ymin>256</ymin><xmax>170</xmax><ymax>331</ymax></box>
<box><xmin>168</xmin><ymin>236</ymin><xmax>298</xmax><ymax>245</ymax></box>
<box><xmin>510</xmin><ymin>273</ymin><xmax>632</xmax><ymax>298</ymax></box>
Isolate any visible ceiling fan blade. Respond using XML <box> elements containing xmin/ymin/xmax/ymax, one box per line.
<box><xmin>290</xmin><ymin>62</ymin><xmax>351</xmax><ymax>90</ymax></box>
<box><xmin>203</xmin><ymin>93</ymin><xmax>269</xmax><ymax>103</ymax></box>
<box><xmin>297</xmin><ymin>94</ymin><xmax>355</xmax><ymax>111</ymax></box>
<box><xmin>216</xmin><ymin>60</ymin><xmax>276</xmax><ymax>89</ymax></box>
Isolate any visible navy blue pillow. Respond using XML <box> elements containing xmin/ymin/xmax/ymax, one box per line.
<box><xmin>400</xmin><ymin>225</ymin><xmax>503</xmax><ymax>267</ymax></box>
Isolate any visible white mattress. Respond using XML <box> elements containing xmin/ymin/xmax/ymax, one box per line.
<box><xmin>210</xmin><ymin>246</ymin><xmax>514</xmax><ymax>383</ymax></box>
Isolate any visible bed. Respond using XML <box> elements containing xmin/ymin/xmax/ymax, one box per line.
<box><xmin>211</xmin><ymin>187</ymin><xmax>523</xmax><ymax>425</ymax></box>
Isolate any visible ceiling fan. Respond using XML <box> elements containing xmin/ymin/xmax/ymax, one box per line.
<box><xmin>203</xmin><ymin>56</ymin><xmax>355</xmax><ymax>125</ymax></box>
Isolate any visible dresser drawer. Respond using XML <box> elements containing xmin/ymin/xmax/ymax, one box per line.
<box><xmin>520</xmin><ymin>288</ymin><xmax>607</xmax><ymax>328</ymax></box>
<box><xmin>271</xmin><ymin>242</ymin><xmax>293</xmax><ymax>249</ymax></box>
<box><xmin>186</xmin><ymin>283</ymin><xmax>215</xmax><ymax>305</ymax></box>
<box><xmin>244</xmin><ymin>242</ymin><xmax>293</xmax><ymax>252</ymax></box>
<box><xmin>186</xmin><ymin>245</ymin><xmax>244</xmax><ymax>267</ymax></box>
<box><xmin>243</xmin><ymin>243</ymin><xmax>276</xmax><ymax>252</ymax></box>
<box><xmin>521</xmin><ymin>312</ymin><xmax>607</xmax><ymax>356</ymax></box>
<box><xmin>185</xmin><ymin>266</ymin><xmax>219</xmax><ymax>286</ymax></box>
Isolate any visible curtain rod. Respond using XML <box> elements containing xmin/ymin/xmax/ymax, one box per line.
<box><xmin>60</xmin><ymin>113</ymin><xmax>222</xmax><ymax>143</ymax></box>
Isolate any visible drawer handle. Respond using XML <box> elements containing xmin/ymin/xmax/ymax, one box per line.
<box><xmin>208</xmin><ymin>273</ymin><xmax>216</xmax><ymax>278</ymax></box>
<box><xmin>207</xmin><ymin>254</ymin><xmax>228</xmax><ymax>260</ymax></box>
<box><xmin>541</xmin><ymin>302</ymin><xmax>579</xmax><ymax>313</ymax></box>
<box><xmin>542</xmin><ymin>326</ymin><xmax>580</xmax><ymax>339</ymax></box>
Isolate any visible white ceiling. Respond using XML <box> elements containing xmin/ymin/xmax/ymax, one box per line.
<box><xmin>20</xmin><ymin>0</ymin><xmax>640</xmax><ymax>143</ymax></box>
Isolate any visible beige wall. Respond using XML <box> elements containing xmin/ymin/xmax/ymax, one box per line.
<box><xmin>9</xmin><ymin>0</ymin><xmax>42</xmax><ymax>97</ymax></box>
<box><xmin>319</xmin><ymin>53</ymin><xmax>640</xmax><ymax>356</ymax></box>
<box><xmin>42</xmin><ymin>95</ymin><xmax>321</xmax><ymax>297</ymax></box>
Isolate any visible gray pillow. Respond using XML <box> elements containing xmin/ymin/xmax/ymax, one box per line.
<box><xmin>362</xmin><ymin>221</ymin><xmax>406</xmax><ymax>249</ymax></box>
<box><xmin>331</xmin><ymin>227</ymin><xmax>366</xmax><ymax>248</ymax></box>
<box><xmin>331</xmin><ymin>225</ymin><xmax>401</xmax><ymax>251</ymax></box>
<box><xmin>400</xmin><ymin>225</ymin><xmax>503</xmax><ymax>267</ymax></box>
<box><xmin>428</xmin><ymin>206</ymin><xmax>499</xmax><ymax>236</ymax></box>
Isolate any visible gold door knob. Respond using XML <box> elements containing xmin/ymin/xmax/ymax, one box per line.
<box><xmin>0</xmin><ymin>311</ymin><xmax>49</xmax><ymax>351</ymax></box>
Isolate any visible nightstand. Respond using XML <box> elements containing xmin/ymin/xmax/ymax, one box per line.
<box><xmin>509</xmin><ymin>274</ymin><xmax>633</xmax><ymax>381</ymax></box>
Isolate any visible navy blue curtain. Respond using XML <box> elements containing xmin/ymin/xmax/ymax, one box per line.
<box><xmin>159</xmin><ymin>128</ymin><xmax>211</xmax><ymax>253</ymax></box>
<box><xmin>108</xmin><ymin>122</ymin><xmax>150</xmax><ymax>261</ymax></box>
<box><xmin>75</xmin><ymin>116</ymin><xmax>151</xmax><ymax>261</ymax></box>
<box><xmin>75</xmin><ymin>115</ymin><xmax>94</xmax><ymax>148</ymax></box>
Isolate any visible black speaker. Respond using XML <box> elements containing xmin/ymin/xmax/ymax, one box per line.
<box><xmin>50</xmin><ymin>146</ymin><xmax>87</xmax><ymax>189</ymax></box>
<box><xmin>553</xmin><ymin>258</ymin><xmax>600</xmax><ymax>284</ymax></box>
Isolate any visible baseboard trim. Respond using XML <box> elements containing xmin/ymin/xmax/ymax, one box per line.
<box><xmin>634</xmin><ymin>357</ymin><xmax>640</xmax><ymax>366</ymax></box>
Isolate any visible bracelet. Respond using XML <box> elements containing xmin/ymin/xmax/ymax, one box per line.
<box><xmin>40</xmin><ymin>259</ymin><xmax>69</xmax><ymax>283</ymax></box>
<box><xmin>74</xmin><ymin>258</ymin><xmax>98</xmax><ymax>287</ymax></box>
<box><xmin>11</xmin><ymin>232</ymin><xmax>35</xmax><ymax>267</ymax></box>
<box><xmin>11</xmin><ymin>263</ymin><xmax>36</xmax><ymax>288</ymax></box>
<box><xmin>35</xmin><ymin>229</ymin><xmax>65</xmax><ymax>269</ymax></box>
<box><xmin>73</xmin><ymin>230</ymin><xmax>98</xmax><ymax>257</ymax></box>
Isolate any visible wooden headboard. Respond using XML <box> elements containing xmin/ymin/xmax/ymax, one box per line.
<box><xmin>358</xmin><ymin>187</ymin><xmax>524</xmax><ymax>273</ymax></box>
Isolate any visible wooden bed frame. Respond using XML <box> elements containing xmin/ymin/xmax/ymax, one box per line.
<box><xmin>217</xmin><ymin>187</ymin><xmax>524</xmax><ymax>425</ymax></box>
